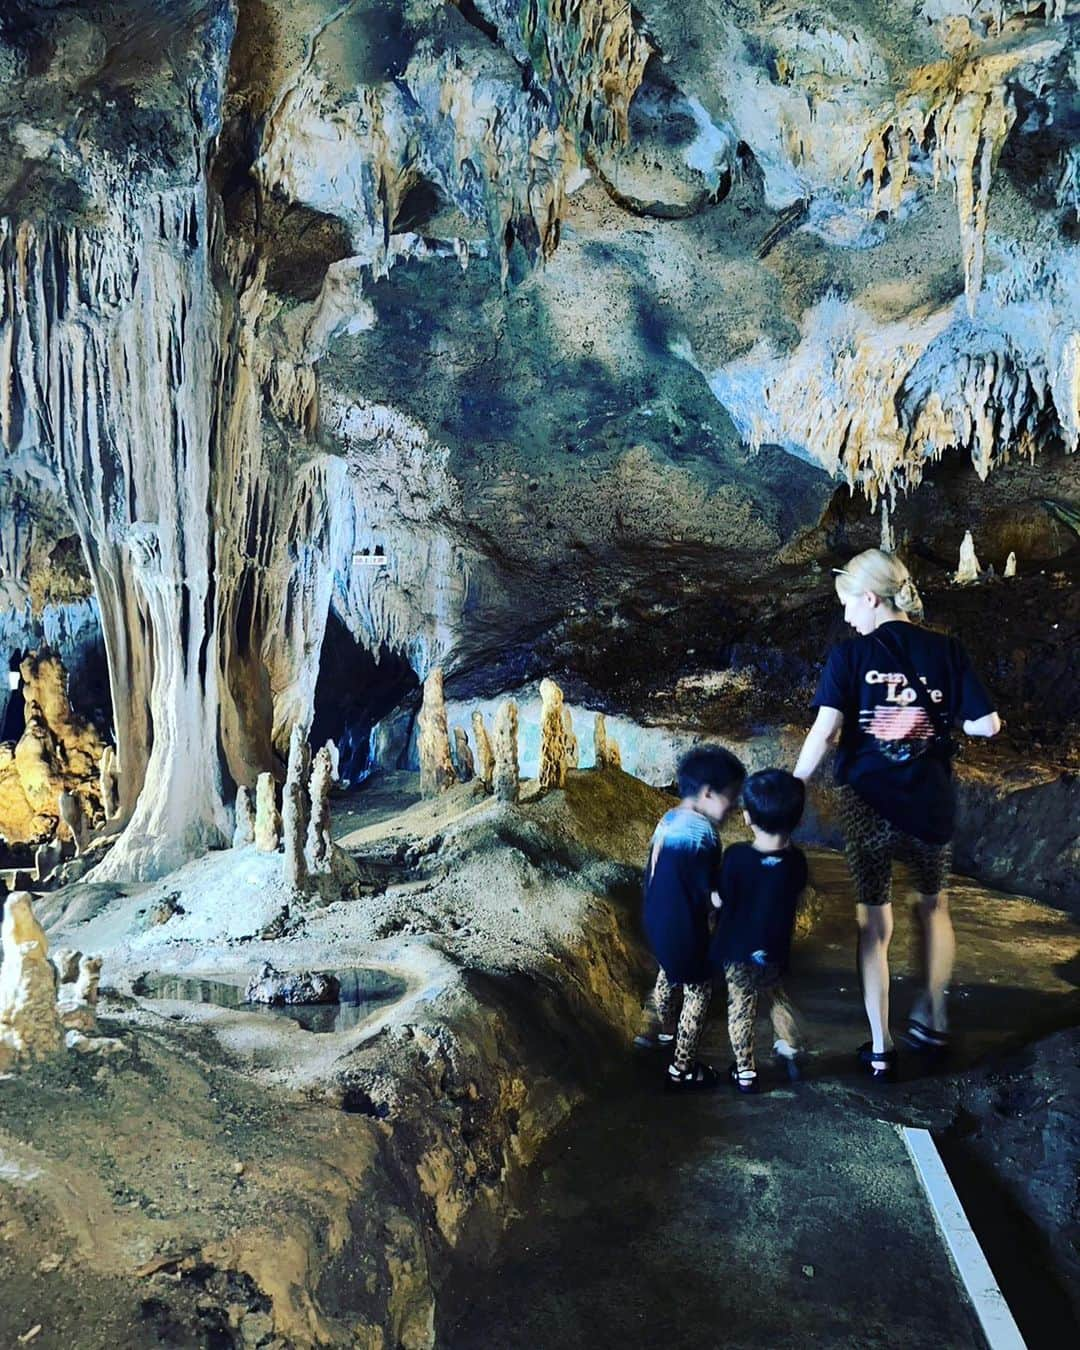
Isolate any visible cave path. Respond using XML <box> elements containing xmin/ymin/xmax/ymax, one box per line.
<box><xmin>443</xmin><ymin>853</ymin><xmax>1080</xmax><ymax>1349</ymax></box>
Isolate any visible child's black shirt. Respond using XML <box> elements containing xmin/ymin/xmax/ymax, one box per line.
<box><xmin>711</xmin><ymin>842</ymin><xmax>807</xmax><ymax>972</ymax></box>
<box><xmin>642</xmin><ymin>807</ymin><xmax>722</xmax><ymax>984</ymax></box>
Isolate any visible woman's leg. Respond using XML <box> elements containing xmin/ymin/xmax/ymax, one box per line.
<box><xmin>673</xmin><ymin>980</ymin><xmax>711</xmax><ymax>1073</ymax></box>
<box><xmin>725</xmin><ymin>963</ymin><xmax>758</xmax><ymax>1076</ymax></box>
<box><xmin>913</xmin><ymin>892</ymin><xmax>955</xmax><ymax>1033</ymax></box>
<box><xmin>839</xmin><ymin>787</ymin><xmax>896</xmax><ymax>1066</ymax></box>
<box><xmin>857</xmin><ymin>903</ymin><xmax>894</xmax><ymax>1064</ymax></box>
<box><xmin>903</xmin><ymin>837</ymin><xmax>955</xmax><ymax>1035</ymax></box>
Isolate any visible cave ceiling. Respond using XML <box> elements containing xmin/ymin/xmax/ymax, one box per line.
<box><xmin>0</xmin><ymin>0</ymin><xmax>1077</xmax><ymax>873</ymax></box>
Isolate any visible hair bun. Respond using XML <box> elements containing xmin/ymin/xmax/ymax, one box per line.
<box><xmin>894</xmin><ymin>577</ymin><xmax>922</xmax><ymax>613</ymax></box>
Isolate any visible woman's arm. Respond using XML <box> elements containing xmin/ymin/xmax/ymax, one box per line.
<box><xmin>794</xmin><ymin>706</ymin><xmax>844</xmax><ymax>782</ymax></box>
<box><xmin>962</xmin><ymin>711</ymin><xmax>1002</xmax><ymax>737</ymax></box>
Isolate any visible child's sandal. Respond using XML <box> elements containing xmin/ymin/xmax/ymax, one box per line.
<box><xmin>665</xmin><ymin>1061</ymin><xmax>720</xmax><ymax>1092</ymax></box>
<box><xmin>728</xmin><ymin>1065</ymin><xmax>760</xmax><ymax>1095</ymax></box>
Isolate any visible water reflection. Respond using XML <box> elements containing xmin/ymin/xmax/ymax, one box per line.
<box><xmin>136</xmin><ymin>968</ymin><xmax>405</xmax><ymax>1034</ymax></box>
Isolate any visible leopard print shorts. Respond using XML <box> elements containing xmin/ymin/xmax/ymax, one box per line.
<box><xmin>837</xmin><ymin>785</ymin><xmax>951</xmax><ymax>907</ymax></box>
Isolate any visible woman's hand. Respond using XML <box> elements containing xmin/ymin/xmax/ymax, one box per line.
<box><xmin>794</xmin><ymin>706</ymin><xmax>844</xmax><ymax>782</ymax></box>
<box><xmin>962</xmin><ymin>711</ymin><xmax>1002</xmax><ymax>737</ymax></box>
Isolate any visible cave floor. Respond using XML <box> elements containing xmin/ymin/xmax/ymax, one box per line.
<box><xmin>442</xmin><ymin>851</ymin><xmax>1080</xmax><ymax>1350</ymax></box>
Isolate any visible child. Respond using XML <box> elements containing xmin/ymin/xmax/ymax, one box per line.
<box><xmin>638</xmin><ymin>744</ymin><xmax>746</xmax><ymax>1091</ymax></box>
<box><xmin>712</xmin><ymin>768</ymin><xmax>807</xmax><ymax>1094</ymax></box>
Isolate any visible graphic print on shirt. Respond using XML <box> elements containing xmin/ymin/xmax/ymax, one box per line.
<box><xmin>858</xmin><ymin>667</ymin><xmax>943</xmax><ymax>764</ymax></box>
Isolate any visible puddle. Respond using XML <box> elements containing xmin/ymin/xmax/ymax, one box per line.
<box><xmin>134</xmin><ymin>968</ymin><xmax>406</xmax><ymax>1034</ymax></box>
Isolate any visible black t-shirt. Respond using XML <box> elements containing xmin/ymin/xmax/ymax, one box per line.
<box><xmin>813</xmin><ymin>621</ymin><xmax>995</xmax><ymax>844</ymax></box>
<box><xmin>642</xmin><ymin>807</ymin><xmax>722</xmax><ymax>984</ymax></box>
<box><xmin>711</xmin><ymin>842</ymin><xmax>808</xmax><ymax>972</ymax></box>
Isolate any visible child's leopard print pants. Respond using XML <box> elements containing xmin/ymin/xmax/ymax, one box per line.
<box><xmin>651</xmin><ymin>968</ymin><xmax>711</xmax><ymax>1072</ymax></box>
<box><xmin>724</xmin><ymin>961</ymin><xmax>800</xmax><ymax>1075</ymax></box>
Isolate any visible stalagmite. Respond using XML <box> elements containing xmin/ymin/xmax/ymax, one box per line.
<box><xmin>57</xmin><ymin>955</ymin><xmax>103</xmax><ymax>1035</ymax></box>
<box><xmin>472</xmin><ymin>712</ymin><xmax>495</xmax><ymax>792</ymax></box>
<box><xmin>607</xmin><ymin>739</ymin><xmax>622</xmax><ymax>770</ymax></box>
<box><xmin>562</xmin><ymin>707</ymin><xmax>579</xmax><ymax>770</ymax></box>
<box><xmin>254</xmin><ymin>773</ymin><xmax>281</xmax><ymax>852</ymax></box>
<box><xmin>538</xmin><ymin>679</ymin><xmax>568</xmax><ymax>790</ymax></box>
<box><xmin>98</xmin><ymin>746</ymin><xmax>120</xmax><ymax>822</ymax></box>
<box><xmin>281</xmin><ymin>777</ymin><xmax>308</xmax><ymax>893</ymax></box>
<box><xmin>453</xmin><ymin>727</ymin><xmax>475</xmax><ymax>783</ymax></box>
<box><xmin>282</xmin><ymin>725</ymin><xmax>311</xmax><ymax>891</ymax></box>
<box><xmin>594</xmin><ymin>713</ymin><xmax>609</xmax><ymax>769</ymax></box>
<box><xmin>306</xmin><ymin>745</ymin><xmax>334</xmax><ymax>874</ymax></box>
<box><xmin>0</xmin><ymin>892</ymin><xmax>62</xmax><ymax>1069</ymax></box>
<box><xmin>34</xmin><ymin>838</ymin><xmax>63</xmax><ymax>884</ymax></box>
<box><xmin>50</xmin><ymin>949</ymin><xmax>81</xmax><ymax>986</ymax></box>
<box><xmin>492</xmin><ymin>700</ymin><xmax>520</xmax><ymax>804</ymax></box>
<box><xmin>233</xmin><ymin>786</ymin><xmax>256</xmax><ymax>847</ymax></box>
<box><xmin>1004</xmin><ymin>551</ymin><xmax>1017</xmax><ymax>578</ymax></box>
<box><xmin>417</xmin><ymin>668</ymin><xmax>456</xmax><ymax>798</ymax></box>
<box><xmin>57</xmin><ymin>790</ymin><xmax>82</xmax><ymax>856</ymax></box>
<box><xmin>955</xmin><ymin>530</ymin><xmax>982</xmax><ymax>584</ymax></box>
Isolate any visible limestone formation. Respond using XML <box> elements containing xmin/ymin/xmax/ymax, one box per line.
<box><xmin>562</xmin><ymin>707</ymin><xmax>579</xmax><ymax>770</ymax></box>
<box><xmin>306</xmin><ymin>745</ymin><xmax>334</xmax><ymax>874</ymax></box>
<box><xmin>492</xmin><ymin>701</ymin><xmax>520</xmax><ymax>805</ymax></box>
<box><xmin>472</xmin><ymin>713</ymin><xmax>495</xmax><ymax>793</ymax></box>
<box><xmin>593</xmin><ymin>714</ymin><xmax>622</xmax><ymax>771</ymax></box>
<box><xmin>1004</xmin><ymin>551</ymin><xmax>1018</xmax><ymax>578</ymax></box>
<box><xmin>0</xmin><ymin>651</ymin><xmax>107</xmax><ymax>845</ymax></box>
<box><xmin>98</xmin><ymin>745</ymin><xmax>120</xmax><ymax>822</ymax></box>
<box><xmin>233</xmin><ymin>786</ymin><xmax>256</xmax><ymax>847</ymax></box>
<box><xmin>254</xmin><ymin>773</ymin><xmax>281</xmax><ymax>853</ymax></box>
<box><xmin>57</xmin><ymin>790</ymin><xmax>82</xmax><ymax>856</ymax></box>
<box><xmin>34</xmin><ymin>837</ymin><xmax>63</xmax><ymax>885</ymax></box>
<box><xmin>281</xmin><ymin>779</ymin><xmax>308</xmax><ymax>893</ymax></box>
<box><xmin>418</xmin><ymin>668</ymin><xmax>456</xmax><ymax>799</ymax></box>
<box><xmin>538</xmin><ymin>679</ymin><xmax>569</xmax><ymax>791</ymax></box>
<box><xmin>452</xmin><ymin>727</ymin><xmax>475</xmax><ymax>783</ymax></box>
<box><xmin>0</xmin><ymin>892</ymin><xmax>62</xmax><ymax>1069</ymax></box>
<box><xmin>57</xmin><ymin>955</ymin><xmax>103</xmax><ymax>1036</ymax></box>
<box><xmin>282</xmin><ymin>726</ymin><xmax>310</xmax><ymax>891</ymax></box>
<box><xmin>50</xmin><ymin>948</ymin><xmax>81</xmax><ymax>986</ymax></box>
<box><xmin>955</xmin><ymin>531</ymin><xmax>982</xmax><ymax>584</ymax></box>
<box><xmin>594</xmin><ymin>714</ymin><xmax>609</xmax><ymax>769</ymax></box>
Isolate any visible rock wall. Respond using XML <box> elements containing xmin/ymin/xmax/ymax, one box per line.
<box><xmin>0</xmin><ymin>1</ymin><xmax>1076</xmax><ymax>877</ymax></box>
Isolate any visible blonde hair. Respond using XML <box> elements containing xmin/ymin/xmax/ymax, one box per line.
<box><xmin>834</xmin><ymin>548</ymin><xmax>923</xmax><ymax>616</ymax></box>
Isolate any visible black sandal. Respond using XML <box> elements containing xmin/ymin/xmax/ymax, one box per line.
<box><xmin>901</xmin><ymin>1019</ymin><xmax>950</xmax><ymax>1055</ymax></box>
<box><xmin>665</xmin><ymin>1061</ymin><xmax>720</xmax><ymax>1092</ymax></box>
<box><xmin>728</xmin><ymin>1065</ymin><xmax>760</xmax><ymax>1095</ymax></box>
<box><xmin>857</xmin><ymin>1042</ymin><xmax>898</xmax><ymax>1080</ymax></box>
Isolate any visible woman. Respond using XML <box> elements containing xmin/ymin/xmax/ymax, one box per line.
<box><xmin>793</xmin><ymin>549</ymin><xmax>1001</xmax><ymax>1077</ymax></box>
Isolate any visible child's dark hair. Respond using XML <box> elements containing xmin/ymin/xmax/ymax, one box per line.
<box><xmin>742</xmin><ymin>769</ymin><xmax>805</xmax><ymax>835</ymax></box>
<box><xmin>676</xmin><ymin>744</ymin><xmax>746</xmax><ymax>800</ymax></box>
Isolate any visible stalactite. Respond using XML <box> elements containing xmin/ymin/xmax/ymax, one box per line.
<box><xmin>861</xmin><ymin>25</ymin><xmax>1064</xmax><ymax>312</ymax></box>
